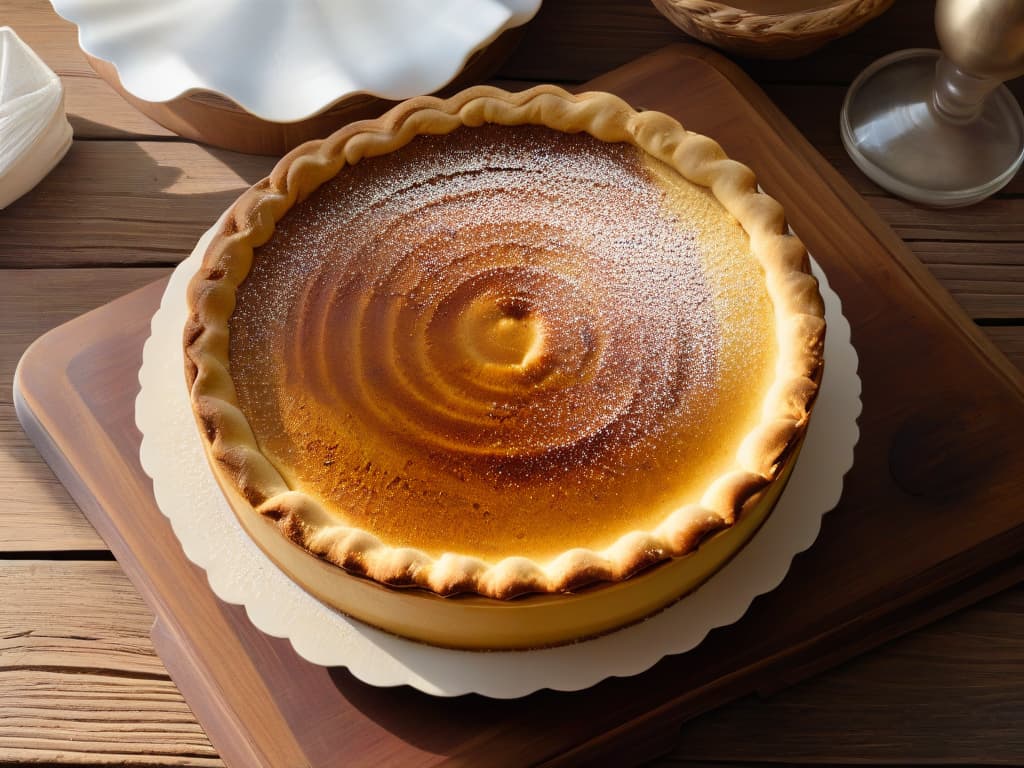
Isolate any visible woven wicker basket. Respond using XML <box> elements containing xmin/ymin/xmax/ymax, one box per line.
<box><xmin>651</xmin><ymin>0</ymin><xmax>895</xmax><ymax>59</ymax></box>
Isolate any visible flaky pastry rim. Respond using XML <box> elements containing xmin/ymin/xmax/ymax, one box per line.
<box><xmin>184</xmin><ymin>85</ymin><xmax>825</xmax><ymax>600</ymax></box>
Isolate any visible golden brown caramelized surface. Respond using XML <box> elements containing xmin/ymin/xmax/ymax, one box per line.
<box><xmin>228</xmin><ymin>125</ymin><xmax>776</xmax><ymax>562</ymax></box>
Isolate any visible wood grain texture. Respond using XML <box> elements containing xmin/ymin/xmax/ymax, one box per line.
<box><xmin>0</xmin><ymin>143</ymin><xmax>275</xmax><ymax>267</ymax></box>
<box><xmin>909</xmin><ymin>243</ymin><xmax>1024</xmax><ymax>321</ymax></box>
<box><xmin>1</xmin><ymin>268</ymin><xmax>168</xmax><ymax>552</ymax></box>
<box><xmin>0</xmin><ymin>561</ymin><xmax>221</xmax><ymax>767</ymax></box>
<box><xmin>866</xmin><ymin>197</ymin><xmax>1024</xmax><ymax>242</ymax></box>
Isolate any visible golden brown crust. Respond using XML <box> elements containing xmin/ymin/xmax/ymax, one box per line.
<box><xmin>184</xmin><ymin>85</ymin><xmax>825</xmax><ymax>600</ymax></box>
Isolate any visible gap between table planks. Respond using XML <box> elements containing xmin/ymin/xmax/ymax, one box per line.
<box><xmin>12</xmin><ymin>44</ymin><xmax>1024</xmax><ymax>767</ymax></box>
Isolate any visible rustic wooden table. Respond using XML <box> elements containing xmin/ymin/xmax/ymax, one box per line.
<box><xmin>2</xmin><ymin>1</ymin><xmax>1022</xmax><ymax>766</ymax></box>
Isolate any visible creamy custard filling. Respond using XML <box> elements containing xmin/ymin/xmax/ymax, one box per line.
<box><xmin>229</xmin><ymin>125</ymin><xmax>776</xmax><ymax>563</ymax></box>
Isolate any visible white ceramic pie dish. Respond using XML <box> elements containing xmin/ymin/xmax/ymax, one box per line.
<box><xmin>50</xmin><ymin>0</ymin><xmax>542</xmax><ymax>123</ymax></box>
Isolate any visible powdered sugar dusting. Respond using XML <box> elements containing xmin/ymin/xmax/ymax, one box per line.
<box><xmin>229</xmin><ymin>125</ymin><xmax>740</xmax><ymax>559</ymax></box>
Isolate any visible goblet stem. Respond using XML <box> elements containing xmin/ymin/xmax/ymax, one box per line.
<box><xmin>932</xmin><ymin>56</ymin><xmax>1003</xmax><ymax>124</ymax></box>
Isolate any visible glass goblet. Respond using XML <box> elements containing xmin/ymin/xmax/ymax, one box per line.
<box><xmin>840</xmin><ymin>0</ymin><xmax>1024</xmax><ymax>207</ymax></box>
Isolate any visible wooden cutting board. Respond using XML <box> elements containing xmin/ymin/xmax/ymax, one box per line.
<box><xmin>15</xmin><ymin>44</ymin><xmax>1024</xmax><ymax>767</ymax></box>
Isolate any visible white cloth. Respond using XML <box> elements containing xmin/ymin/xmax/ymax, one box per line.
<box><xmin>0</xmin><ymin>27</ymin><xmax>73</xmax><ymax>209</ymax></box>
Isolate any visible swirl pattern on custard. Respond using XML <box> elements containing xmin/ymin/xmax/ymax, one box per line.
<box><xmin>229</xmin><ymin>125</ymin><xmax>767</xmax><ymax>562</ymax></box>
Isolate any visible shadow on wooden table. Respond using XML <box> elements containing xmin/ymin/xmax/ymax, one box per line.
<box><xmin>0</xmin><ymin>118</ymin><xmax>277</xmax><ymax>268</ymax></box>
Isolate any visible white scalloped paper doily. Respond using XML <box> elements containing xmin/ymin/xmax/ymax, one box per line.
<box><xmin>51</xmin><ymin>0</ymin><xmax>542</xmax><ymax>123</ymax></box>
<box><xmin>137</xmin><ymin>223</ymin><xmax>861</xmax><ymax>699</ymax></box>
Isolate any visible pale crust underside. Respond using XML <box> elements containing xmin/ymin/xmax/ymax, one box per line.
<box><xmin>184</xmin><ymin>85</ymin><xmax>826</xmax><ymax>600</ymax></box>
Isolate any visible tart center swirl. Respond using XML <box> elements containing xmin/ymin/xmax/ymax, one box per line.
<box><xmin>229</xmin><ymin>125</ymin><xmax>771</xmax><ymax>561</ymax></box>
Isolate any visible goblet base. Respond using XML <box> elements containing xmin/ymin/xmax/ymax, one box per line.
<box><xmin>841</xmin><ymin>49</ymin><xmax>1024</xmax><ymax>208</ymax></box>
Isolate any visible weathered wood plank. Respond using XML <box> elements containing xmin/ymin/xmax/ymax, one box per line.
<box><xmin>918</xmin><ymin>266</ymin><xmax>1024</xmax><ymax>319</ymax></box>
<box><xmin>909</xmin><ymin>243</ymin><xmax>1024</xmax><ymax>319</ymax></box>
<box><xmin>1</xmin><ymin>561</ymin><xmax>162</xmax><ymax>677</ymax></box>
<box><xmin>866</xmin><ymin>196</ymin><xmax>1024</xmax><ymax>242</ymax></box>
<box><xmin>0</xmin><ymin>561</ymin><xmax>221</xmax><ymax>767</ymax></box>
<box><xmin>2</xmin><ymin>268</ymin><xmax>169</xmax><ymax>552</ymax></box>
<box><xmin>0</xmin><ymin>441</ymin><xmax>104</xmax><ymax>551</ymax></box>
<box><xmin>664</xmin><ymin>586</ymin><xmax>1024</xmax><ymax>765</ymax></box>
<box><xmin>0</xmin><ymin>142</ymin><xmax>275</xmax><ymax>268</ymax></box>
<box><xmin>913</xmin><ymin>241</ymin><xmax>1024</xmax><ymax>267</ymax></box>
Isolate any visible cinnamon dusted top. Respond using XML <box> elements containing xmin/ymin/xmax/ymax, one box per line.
<box><xmin>227</xmin><ymin>124</ymin><xmax>776</xmax><ymax>562</ymax></box>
